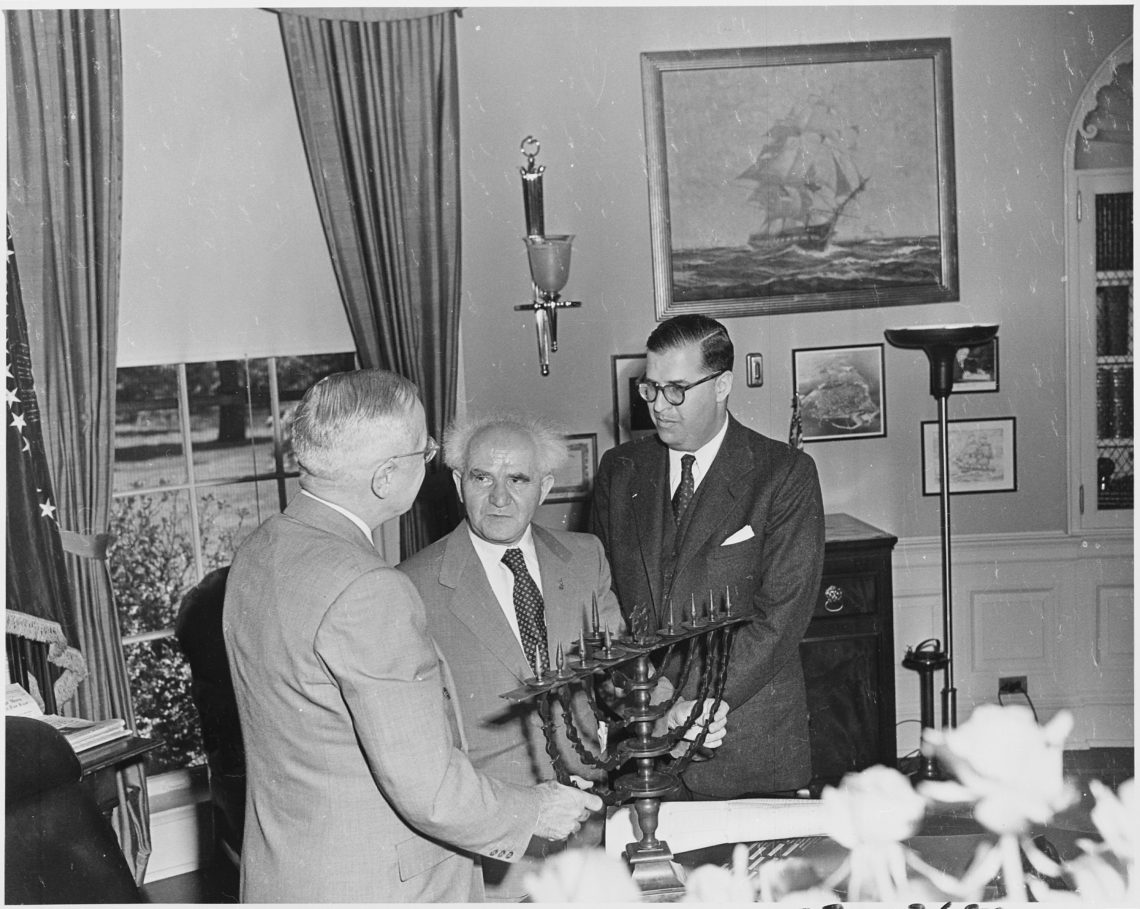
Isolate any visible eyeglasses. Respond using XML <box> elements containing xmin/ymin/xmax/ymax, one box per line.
<box><xmin>389</xmin><ymin>436</ymin><xmax>439</xmax><ymax>464</ymax></box>
<box><xmin>636</xmin><ymin>371</ymin><xmax>724</xmax><ymax>406</ymax></box>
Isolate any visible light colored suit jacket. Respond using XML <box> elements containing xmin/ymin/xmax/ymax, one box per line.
<box><xmin>222</xmin><ymin>495</ymin><xmax>541</xmax><ymax>903</ymax></box>
<box><xmin>398</xmin><ymin>523</ymin><xmax>624</xmax><ymax>789</ymax></box>
<box><xmin>592</xmin><ymin>415</ymin><xmax>825</xmax><ymax>797</ymax></box>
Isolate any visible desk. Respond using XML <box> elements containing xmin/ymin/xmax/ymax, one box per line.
<box><xmin>79</xmin><ymin>735</ymin><xmax>162</xmax><ymax>852</ymax></box>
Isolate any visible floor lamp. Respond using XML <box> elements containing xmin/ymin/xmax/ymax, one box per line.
<box><xmin>884</xmin><ymin>324</ymin><xmax>999</xmax><ymax>778</ymax></box>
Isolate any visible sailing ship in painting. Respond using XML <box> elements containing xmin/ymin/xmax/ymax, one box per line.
<box><xmin>737</xmin><ymin>95</ymin><xmax>870</xmax><ymax>254</ymax></box>
<box><xmin>669</xmin><ymin>94</ymin><xmax>944</xmax><ymax>305</ymax></box>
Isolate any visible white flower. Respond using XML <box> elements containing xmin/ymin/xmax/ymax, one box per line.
<box><xmin>1089</xmin><ymin>777</ymin><xmax>1137</xmax><ymax>863</ymax></box>
<box><xmin>821</xmin><ymin>765</ymin><xmax>926</xmax><ymax>848</ymax></box>
<box><xmin>682</xmin><ymin>843</ymin><xmax>757</xmax><ymax>902</ymax></box>
<box><xmin>522</xmin><ymin>848</ymin><xmax>642</xmax><ymax>903</ymax></box>
<box><xmin>920</xmin><ymin>704</ymin><xmax>1077</xmax><ymax>834</ymax></box>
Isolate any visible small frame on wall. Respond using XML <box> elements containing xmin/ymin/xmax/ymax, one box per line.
<box><xmin>922</xmin><ymin>417</ymin><xmax>1017</xmax><ymax>495</ymax></box>
<box><xmin>611</xmin><ymin>354</ymin><xmax>656</xmax><ymax>445</ymax></box>
<box><xmin>546</xmin><ymin>434</ymin><xmax>597</xmax><ymax>504</ymax></box>
<box><xmin>641</xmin><ymin>38</ymin><xmax>958</xmax><ymax>319</ymax></box>
<box><xmin>792</xmin><ymin>344</ymin><xmax>886</xmax><ymax>442</ymax></box>
<box><xmin>952</xmin><ymin>338</ymin><xmax>999</xmax><ymax>393</ymax></box>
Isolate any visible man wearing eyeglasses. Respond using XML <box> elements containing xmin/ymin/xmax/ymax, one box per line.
<box><xmin>223</xmin><ymin>370</ymin><xmax>600</xmax><ymax>903</ymax></box>
<box><xmin>399</xmin><ymin>411</ymin><xmax>727</xmax><ymax>898</ymax></box>
<box><xmin>592</xmin><ymin>314</ymin><xmax>825</xmax><ymax>800</ymax></box>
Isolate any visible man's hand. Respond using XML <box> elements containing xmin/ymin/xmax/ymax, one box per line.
<box><xmin>666</xmin><ymin>698</ymin><xmax>730</xmax><ymax>758</ymax></box>
<box><xmin>533</xmin><ymin>781</ymin><xmax>604</xmax><ymax>841</ymax></box>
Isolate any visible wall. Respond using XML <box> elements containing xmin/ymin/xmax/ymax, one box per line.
<box><xmin>455</xmin><ymin>5</ymin><xmax>1132</xmax><ymax>540</ymax></box>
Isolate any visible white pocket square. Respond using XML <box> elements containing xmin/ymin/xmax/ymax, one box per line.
<box><xmin>721</xmin><ymin>525</ymin><xmax>755</xmax><ymax>546</ymax></box>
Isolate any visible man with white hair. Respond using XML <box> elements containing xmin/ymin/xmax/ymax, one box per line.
<box><xmin>223</xmin><ymin>372</ymin><xmax>600</xmax><ymax>903</ymax></box>
<box><xmin>399</xmin><ymin>411</ymin><xmax>727</xmax><ymax>899</ymax></box>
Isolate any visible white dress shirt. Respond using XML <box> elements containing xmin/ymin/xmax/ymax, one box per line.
<box><xmin>467</xmin><ymin>525</ymin><xmax>543</xmax><ymax>652</ymax></box>
<box><xmin>300</xmin><ymin>489</ymin><xmax>374</xmax><ymax>544</ymax></box>
<box><xmin>668</xmin><ymin>413</ymin><xmax>730</xmax><ymax>497</ymax></box>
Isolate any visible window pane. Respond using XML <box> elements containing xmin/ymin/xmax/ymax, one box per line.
<box><xmin>197</xmin><ymin>482</ymin><xmax>281</xmax><ymax>565</ymax></box>
<box><xmin>189</xmin><ymin>360</ymin><xmax>271</xmax><ymax>482</ymax></box>
<box><xmin>125</xmin><ymin>636</ymin><xmax>204</xmax><ymax>775</ymax></box>
<box><xmin>110</xmin><ymin>491</ymin><xmax>195</xmax><ymax>637</ymax></box>
<box><xmin>114</xmin><ymin>365</ymin><xmax>186</xmax><ymax>492</ymax></box>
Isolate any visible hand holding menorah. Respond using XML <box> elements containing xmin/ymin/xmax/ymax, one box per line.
<box><xmin>500</xmin><ymin>587</ymin><xmax>746</xmax><ymax>896</ymax></box>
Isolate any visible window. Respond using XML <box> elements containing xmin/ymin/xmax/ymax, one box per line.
<box><xmin>110</xmin><ymin>353</ymin><xmax>356</xmax><ymax>773</ymax></box>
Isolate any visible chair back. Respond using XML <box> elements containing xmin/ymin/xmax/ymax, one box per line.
<box><xmin>5</xmin><ymin>716</ymin><xmax>142</xmax><ymax>904</ymax></box>
<box><xmin>174</xmin><ymin>565</ymin><xmax>245</xmax><ymax>860</ymax></box>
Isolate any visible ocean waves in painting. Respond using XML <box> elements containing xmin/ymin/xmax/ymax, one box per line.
<box><xmin>671</xmin><ymin>236</ymin><xmax>943</xmax><ymax>302</ymax></box>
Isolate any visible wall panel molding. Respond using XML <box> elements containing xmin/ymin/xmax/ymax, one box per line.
<box><xmin>891</xmin><ymin>528</ymin><xmax>1133</xmax><ymax>751</ymax></box>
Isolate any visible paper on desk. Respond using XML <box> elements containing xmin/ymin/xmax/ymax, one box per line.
<box><xmin>605</xmin><ymin>798</ymin><xmax>828</xmax><ymax>858</ymax></box>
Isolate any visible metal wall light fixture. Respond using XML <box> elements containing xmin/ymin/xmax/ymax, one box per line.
<box><xmin>517</xmin><ymin>136</ymin><xmax>581</xmax><ymax>376</ymax></box>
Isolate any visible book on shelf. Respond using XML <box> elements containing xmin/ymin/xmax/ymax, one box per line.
<box><xmin>6</xmin><ymin>682</ymin><xmax>131</xmax><ymax>753</ymax></box>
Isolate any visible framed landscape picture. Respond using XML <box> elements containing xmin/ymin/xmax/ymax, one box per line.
<box><xmin>641</xmin><ymin>38</ymin><xmax>958</xmax><ymax>319</ymax></box>
<box><xmin>922</xmin><ymin>417</ymin><xmax>1017</xmax><ymax>495</ymax></box>
<box><xmin>792</xmin><ymin>344</ymin><xmax>886</xmax><ymax>442</ymax></box>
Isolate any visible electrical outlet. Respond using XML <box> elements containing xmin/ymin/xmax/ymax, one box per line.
<box><xmin>999</xmin><ymin>675</ymin><xmax>1027</xmax><ymax>695</ymax></box>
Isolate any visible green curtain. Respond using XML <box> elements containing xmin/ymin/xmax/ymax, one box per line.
<box><xmin>5</xmin><ymin>9</ymin><xmax>150</xmax><ymax>882</ymax></box>
<box><xmin>276</xmin><ymin>7</ymin><xmax>463</xmax><ymax>557</ymax></box>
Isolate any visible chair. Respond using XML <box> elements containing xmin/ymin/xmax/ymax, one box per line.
<box><xmin>5</xmin><ymin>716</ymin><xmax>142</xmax><ymax>904</ymax></box>
<box><xmin>174</xmin><ymin>566</ymin><xmax>245</xmax><ymax>880</ymax></box>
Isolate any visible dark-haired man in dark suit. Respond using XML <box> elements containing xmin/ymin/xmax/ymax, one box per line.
<box><xmin>591</xmin><ymin>314</ymin><xmax>825</xmax><ymax>800</ymax></box>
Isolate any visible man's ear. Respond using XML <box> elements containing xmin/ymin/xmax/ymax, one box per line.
<box><xmin>451</xmin><ymin>469</ymin><xmax>465</xmax><ymax>504</ymax></box>
<box><xmin>538</xmin><ymin>473</ymin><xmax>556</xmax><ymax>506</ymax></box>
<box><xmin>371</xmin><ymin>459</ymin><xmax>396</xmax><ymax>498</ymax></box>
<box><xmin>715</xmin><ymin>369</ymin><xmax>734</xmax><ymax>403</ymax></box>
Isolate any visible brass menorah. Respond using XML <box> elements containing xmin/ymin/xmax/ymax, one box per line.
<box><xmin>500</xmin><ymin>589</ymin><xmax>747</xmax><ymax>897</ymax></box>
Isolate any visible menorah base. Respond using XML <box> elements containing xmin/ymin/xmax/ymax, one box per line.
<box><xmin>625</xmin><ymin>839</ymin><xmax>686</xmax><ymax>901</ymax></box>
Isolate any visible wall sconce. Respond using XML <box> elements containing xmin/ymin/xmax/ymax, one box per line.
<box><xmin>517</xmin><ymin>136</ymin><xmax>581</xmax><ymax>376</ymax></box>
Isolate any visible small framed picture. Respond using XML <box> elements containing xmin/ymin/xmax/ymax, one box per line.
<box><xmin>611</xmin><ymin>354</ymin><xmax>656</xmax><ymax>445</ymax></box>
<box><xmin>952</xmin><ymin>338</ymin><xmax>999</xmax><ymax>393</ymax></box>
<box><xmin>792</xmin><ymin>344</ymin><xmax>886</xmax><ymax>442</ymax></box>
<box><xmin>547</xmin><ymin>434</ymin><xmax>597</xmax><ymax>503</ymax></box>
<box><xmin>922</xmin><ymin>417</ymin><xmax>1017</xmax><ymax>495</ymax></box>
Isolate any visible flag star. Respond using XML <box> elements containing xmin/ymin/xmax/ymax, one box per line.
<box><xmin>39</xmin><ymin>499</ymin><xmax>57</xmax><ymax>521</ymax></box>
<box><xmin>10</xmin><ymin>410</ymin><xmax>27</xmax><ymax>433</ymax></box>
<box><xmin>6</xmin><ymin>386</ymin><xmax>19</xmax><ymax>406</ymax></box>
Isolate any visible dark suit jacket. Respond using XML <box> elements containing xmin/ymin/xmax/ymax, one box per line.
<box><xmin>591</xmin><ymin>415</ymin><xmax>824</xmax><ymax>797</ymax></box>
<box><xmin>222</xmin><ymin>495</ymin><xmax>541</xmax><ymax>903</ymax></box>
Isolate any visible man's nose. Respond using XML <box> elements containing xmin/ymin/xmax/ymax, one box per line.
<box><xmin>652</xmin><ymin>393</ymin><xmax>673</xmax><ymax>414</ymax></box>
<box><xmin>489</xmin><ymin>480</ymin><xmax>511</xmax><ymax>506</ymax></box>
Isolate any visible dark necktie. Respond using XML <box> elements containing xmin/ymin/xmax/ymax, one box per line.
<box><xmin>501</xmin><ymin>548</ymin><xmax>549</xmax><ymax>675</ymax></box>
<box><xmin>672</xmin><ymin>453</ymin><xmax>696</xmax><ymax>523</ymax></box>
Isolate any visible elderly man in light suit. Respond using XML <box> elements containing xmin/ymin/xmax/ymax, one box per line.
<box><xmin>399</xmin><ymin>412</ymin><xmax>727</xmax><ymax>898</ymax></box>
<box><xmin>592</xmin><ymin>315</ymin><xmax>825</xmax><ymax>801</ymax></box>
<box><xmin>223</xmin><ymin>371</ymin><xmax>599</xmax><ymax>903</ymax></box>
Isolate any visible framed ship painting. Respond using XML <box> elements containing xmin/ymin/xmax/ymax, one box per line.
<box><xmin>641</xmin><ymin>38</ymin><xmax>958</xmax><ymax>319</ymax></box>
<box><xmin>922</xmin><ymin>417</ymin><xmax>1017</xmax><ymax>495</ymax></box>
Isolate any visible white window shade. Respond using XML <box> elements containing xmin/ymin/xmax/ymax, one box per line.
<box><xmin>117</xmin><ymin>8</ymin><xmax>352</xmax><ymax>368</ymax></box>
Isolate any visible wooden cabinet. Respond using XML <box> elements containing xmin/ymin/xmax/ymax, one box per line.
<box><xmin>801</xmin><ymin>513</ymin><xmax>897</xmax><ymax>790</ymax></box>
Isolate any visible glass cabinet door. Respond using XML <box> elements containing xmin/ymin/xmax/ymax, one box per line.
<box><xmin>1076</xmin><ymin>171</ymin><xmax>1134</xmax><ymax>528</ymax></box>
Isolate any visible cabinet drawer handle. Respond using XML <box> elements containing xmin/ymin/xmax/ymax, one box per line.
<box><xmin>824</xmin><ymin>585</ymin><xmax>845</xmax><ymax>612</ymax></box>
